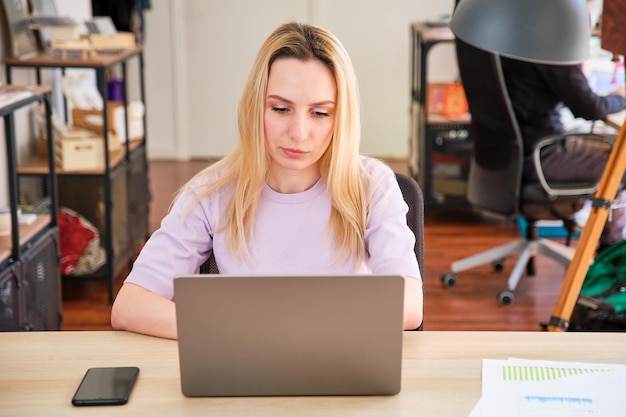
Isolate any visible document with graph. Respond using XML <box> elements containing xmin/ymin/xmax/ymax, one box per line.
<box><xmin>480</xmin><ymin>358</ymin><xmax>626</xmax><ymax>417</ymax></box>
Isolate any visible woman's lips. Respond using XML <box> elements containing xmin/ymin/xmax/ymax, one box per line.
<box><xmin>283</xmin><ymin>148</ymin><xmax>307</xmax><ymax>159</ymax></box>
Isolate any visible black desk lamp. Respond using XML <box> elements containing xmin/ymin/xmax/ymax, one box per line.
<box><xmin>450</xmin><ymin>0</ymin><xmax>626</xmax><ymax>331</ymax></box>
<box><xmin>450</xmin><ymin>0</ymin><xmax>590</xmax><ymax>65</ymax></box>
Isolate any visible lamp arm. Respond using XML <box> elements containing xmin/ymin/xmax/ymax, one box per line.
<box><xmin>548</xmin><ymin>119</ymin><xmax>626</xmax><ymax>331</ymax></box>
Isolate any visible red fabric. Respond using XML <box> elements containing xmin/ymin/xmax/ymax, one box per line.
<box><xmin>58</xmin><ymin>209</ymin><xmax>96</xmax><ymax>275</ymax></box>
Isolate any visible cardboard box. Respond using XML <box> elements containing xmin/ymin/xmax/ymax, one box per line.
<box><xmin>54</xmin><ymin>129</ymin><xmax>104</xmax><ymax>171</ymax></box>
<box><xmin>36</xmin><ymin>137</ymin><xmax>49</xmax><ymax>159</ymax></box>
<box><xmin>433</xmin><ymin>178</ymin><xmax>467</xmax><ymax>197</ymax></box>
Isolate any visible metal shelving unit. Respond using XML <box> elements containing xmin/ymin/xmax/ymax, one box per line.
<box><xmin>5</xmin><ymin>48</ymin><xmax>150</xmax><ymax>303</ymax></box>
<box><xmin>1</xmin><ymin>85</ymin><xmax>62</xmax><ymax>330</ymax></box>
<box><xmin>410</xmin><ymin>22</ymin><xmax>473</xmax><ymax>214</ymax></box>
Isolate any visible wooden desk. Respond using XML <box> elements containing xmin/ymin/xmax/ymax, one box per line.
<box><xmin>1</xmin><ymin>331</ymin><xmax>625</xmax><ymax>416</ymax></box>
<box><xmin>606</xmin><ymin>109</ymin><xmax>626</xmax><ymax>130</ymax></box>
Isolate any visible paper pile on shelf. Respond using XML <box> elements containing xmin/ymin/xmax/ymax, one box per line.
<box><xmin>0</xmin><ymin>90</ymin><xmax>33</xmax><ymax>109</ymax></box>
<box><xmin>468</xmin><ymin>358</ymin><xmax>626</xmax><ymax>417</ymax></box>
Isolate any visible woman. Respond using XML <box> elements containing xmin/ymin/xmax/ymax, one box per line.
<box><xmin>111</xmin><ymin>22</ymin><xmax>423</xmax><ymax>339</ymax></box>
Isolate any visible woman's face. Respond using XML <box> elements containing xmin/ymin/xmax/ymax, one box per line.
<box><xmin>264</xmin><ymin>57</ymin><xmax>336</xmax><ymax>193</ymax></box>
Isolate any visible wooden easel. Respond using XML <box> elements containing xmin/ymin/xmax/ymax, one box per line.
<box><xmin>548</xmin><ymin>0</ymin><xmax>626</xmax><ymax>331</ymax></box>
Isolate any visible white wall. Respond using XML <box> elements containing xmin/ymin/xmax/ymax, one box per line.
<box><xmin>312</xmin><ymin>0</ymin><xmax>457</xmax><ymax>158</ymax></box>
<box><xmin>184</xmin><ymin>0</ymin><xmax>309</xmax><ymax>159</ymax></box>
<box><xmin>144</xmin><ymin>0</ymin><xmax>457</xmax><ymax>160</ymax></box>
<box><xmin>141</xmin><ymin>1</ymin><xmax>177</xmax><ymax>158</ymax></box>
<box><xmin>1</xmin><ymin>0</ymin><xmax>459</xmax><ymax>202</ymax></box>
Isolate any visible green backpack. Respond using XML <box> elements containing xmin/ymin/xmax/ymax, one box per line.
<box><xmin>569</xmin><ymin>240</ymin><xmax>626</xmax><ymax>331</ymax></box>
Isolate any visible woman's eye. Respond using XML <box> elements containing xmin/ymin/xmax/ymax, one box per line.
<box><xmin>272</xmin><ymin>106</ymin><xmax>288</xmax><ymax>113</ymax></box>
<box><xmin>313</xmin><ymin>110</ymin><xmax>330</xmax><ymax>117</ymax></box>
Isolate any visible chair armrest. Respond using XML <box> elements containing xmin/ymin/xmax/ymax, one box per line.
<box><xmin>532</xmin><ymin>132</ymin><xmax>615</xmax><ymax>197</ymax></box>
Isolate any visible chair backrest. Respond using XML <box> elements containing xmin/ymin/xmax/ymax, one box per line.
<box><xmin>394</xmin><ymin>172</ymin><xmax>424</xmax><ymax>277</ymax></box>
<box><xmin>454</xmin><ymin>37</ymin><xmax>524</xmax><ymax>216</ymax></box>
<box><xmin>201</xmin><ymin>172</ymin><xmax>425</xmax><ymax>278</ymax></box>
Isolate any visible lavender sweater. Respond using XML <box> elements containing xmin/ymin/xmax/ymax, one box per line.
<box><xmin>125</xmin><ymin>157</ymin><xmax>420</xmax><ymax>299</ymax></box>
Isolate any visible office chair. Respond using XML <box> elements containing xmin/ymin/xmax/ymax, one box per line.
<box><xmin>441</xmin><ymin>38</ymin><xmax>614</xmax><ymax>305</ymax></box>
<box><xmin>200</xmin><ymin>172</ymin><xmax>425</xmax><ymax>329</ymax></box>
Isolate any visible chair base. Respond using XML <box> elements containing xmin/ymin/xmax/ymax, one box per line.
<box><xmin>444</xmin><ymin>237</ymin><xmax>577</xmax><ymax>305</ymax></box>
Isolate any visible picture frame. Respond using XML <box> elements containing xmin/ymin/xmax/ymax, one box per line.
<box><xmin>28</xmin><ymin>0</ymin><xmax>58</xmax><ymax>51</ymax></box>
<box><xmin>0</xmin><ymin>0</ymin><xmax>39</xmax><ymax>58</ymax></box>
<box><xmin>85</xmin><ymin>16</ymin><xmax>117</xmax><ymax>35</ymax></box>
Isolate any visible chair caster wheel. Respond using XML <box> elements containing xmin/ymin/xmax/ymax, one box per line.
<box><xmin>498</xmin><ymin>290</ymin><xmax>514</xmax><ymax>305</ymax></box>
<box><xmin>492</xmin><ymin>259</ymin><xmax>505</xmax><ymax>271</ymax></box>
<box><xmin>441</xmin><ymin>273</ymin><xmax>457</xmax><ymax>288</ymax></box>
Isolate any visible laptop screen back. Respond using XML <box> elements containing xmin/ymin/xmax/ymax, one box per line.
<box><xmin>174</xmin><ymin>274</ymin><xmax>405</xmax><ymax>397</ymax></box>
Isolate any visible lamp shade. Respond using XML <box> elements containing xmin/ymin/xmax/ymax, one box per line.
<box><xmin>450</xmin><ymin>0</ymin><xmax>591</xmax><ymax>64</ymax></box>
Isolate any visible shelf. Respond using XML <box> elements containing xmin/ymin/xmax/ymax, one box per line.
<box><xmin>427</xmin><ymin>112</ymin><xmax>471</xmax><ymax>124</ymax></box>
<box><xmin>410</xmin><ymin>22</ymin><xmax>473</xmax><ymax>214</ymax></box>
<box><xmin>1</xmin><ymin>83</ymin><xmax>61</xmax><ymax>331</ymax></box>
<box><xmin>411</xmin><ymin>22</ymin><xmax>454</xmax><ymax>43</ymax></box>
<box><xmin>0</xmin><ymin>85</ymin><xmax>52</xmax><ymax>116</ymax></box>
<box><xmin>4</xmin><ymin>47</ymin><xmax>143</xmax><ymax>69</ymax></box>
<box><xmin>17</xmin><ymin>138</ymin><xmax>144</xmax><ymax>175</ymax></box>
<box><xmin>6</xmin><ymin>46</ymin><xmax>148</xmax><ymax>304</ymax></box>
<box><xmin>0</xmin><ymin>215</ymin><xmax>51</xmax><ymax>264</ymax></box>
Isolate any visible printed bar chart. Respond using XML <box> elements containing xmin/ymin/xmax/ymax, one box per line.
<box><xmin>501</xmin><ymin>365</ymin><xmax>606</xmax><ymax>381</ymax></box>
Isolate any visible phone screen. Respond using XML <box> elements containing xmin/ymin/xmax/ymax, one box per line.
<box><xmin>71</xmin><ymin>367</ymin><xmax>140</xmax><ymax>406</ymax></box>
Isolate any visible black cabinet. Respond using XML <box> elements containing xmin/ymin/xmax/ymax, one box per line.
<box><xmin>128</xmin><ymin>145</ymin><xmax>150</xmax><ymax>248</ymax></box>
<box><xmin>0</xmin><ymin>262</ymin><xmax>21</xmax><ymax>330</ymax></box>
<box><xmin>6</xmin><ymin>48</ymin><xmax>150</xmax><ymax>303</ymax></box>
<box><xmin>0</xmin><ymin>229</ymin><xmax>62</xmax><ymax>331</ymax></box>
<box><xmin>19</xmin><ymin>228</ymin><xmax>62</xmax><ymax>330</ymax></box>
<box><xmin>409</xmin><ymin>22</ymin><xmax>473</xmax><ymax>214</ymax></box>
<box><xmin>1</xmin><ymin>85</ymin><xmax>62</xmax><ymax>331</ymax></box>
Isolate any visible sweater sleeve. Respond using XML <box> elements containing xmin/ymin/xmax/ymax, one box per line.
<box><xmin>540</xmin><ymin>64</ymin><xmax>625</xmax><ymax>121</ymax></box>
<box><xmin>124</xmin><ymin>188</ymin><xmax>214</xmax><ymax>299</ymax></box>
<box><xmin>362</xmin><ymin>158</ymin><xmax>421</xmax><ymax>282</ymax></box>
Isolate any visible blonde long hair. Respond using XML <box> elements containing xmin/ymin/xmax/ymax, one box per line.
<box><xmin>181</xmin><ymin>22</ymin><xmax>368</xmax><ymax>262</ymax></box>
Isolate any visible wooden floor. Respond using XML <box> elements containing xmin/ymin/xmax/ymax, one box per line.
<box><xmin>61</xmin><ymin>159</ymin><xmax>573</xmax><ymax>332</ymax></box>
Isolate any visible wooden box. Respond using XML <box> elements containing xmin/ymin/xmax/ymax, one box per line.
<box><xmin>72</xmin><ymin>101</ymin><xmax>142</xmax><ymax>146</ymax></box>
<box><xmin>89</xmin><ymin>32</ymin><xmax>136</xmax><ymax>51</ymax></box>
<box><xmin>54</xmin><ymin>130</ymin><xmax>104</xmax><ymax>171</ymax></box>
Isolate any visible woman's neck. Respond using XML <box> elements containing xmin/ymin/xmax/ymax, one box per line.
<box><xmin>266</xmin><ymin>166</ymin><xmax>321</xmax><ymax>193</ymax></box>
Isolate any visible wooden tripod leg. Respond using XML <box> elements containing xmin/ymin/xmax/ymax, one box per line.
<box><xmin>548</xmin><ymin>121</ymin><xmax>626</xmax><ymax>331</ymax></box>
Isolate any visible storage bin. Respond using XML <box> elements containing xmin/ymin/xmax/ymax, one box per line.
<box><xmin>516</xmin><ymin>217</ymin><xmax>581</xmax><ymax>239</ymax></box>
<box><xmin>54</xmin><ymin>130</ymin><xmax>104</xmax><ymax>171</ymax></box>
<box><xmin>72</xmin><ymin>101</ymin><xmax>144</xmax><ymax>145</ymax></box>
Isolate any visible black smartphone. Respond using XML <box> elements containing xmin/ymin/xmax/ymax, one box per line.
<box><xmin>71</xmin><ymin>366</ymin><xmax>140</xmax><ymax>406</ymax></box>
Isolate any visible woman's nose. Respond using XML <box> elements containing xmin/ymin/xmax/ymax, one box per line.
<box><xmin>288</xmin><ymin>113</ymin><xmax>308</xmax><ymax>142</ymax></box>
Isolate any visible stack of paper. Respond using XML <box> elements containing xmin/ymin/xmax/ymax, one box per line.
<box><xmin>469</xmin><ymin>358</ymin><xmax>626</xmax><ymax>417</ymax></box>
<box><xmin>0</xmin><ymin>90</ymin><xmax>33</xmax><ymax>109</ymax></box>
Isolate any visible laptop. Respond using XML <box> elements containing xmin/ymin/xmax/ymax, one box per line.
<box><xmin>173</xmin><ymin>274</ymin><xmax>405</xmax><ymax>397</ymax></box>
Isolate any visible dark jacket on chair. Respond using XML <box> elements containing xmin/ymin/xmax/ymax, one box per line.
<box><xmin>500</xmin><ymin>58</ymin><xmax>625</xmax><ymax>156</ymax></box>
